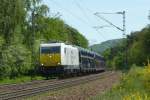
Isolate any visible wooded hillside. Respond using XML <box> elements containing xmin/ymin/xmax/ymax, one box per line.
<box><xmin>90</xmin><ymin>39</ymin><xmax>123</xmax><ymax>54</ymax></box>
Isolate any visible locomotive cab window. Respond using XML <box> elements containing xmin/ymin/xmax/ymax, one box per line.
<box><xmin>41</xmin><ymin>46</ymin><xmax>60</xmax><ymax>54</ymax></box>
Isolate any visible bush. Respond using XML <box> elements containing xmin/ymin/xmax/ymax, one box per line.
<box><xmin>0</xmin><ymin>44</ymin><xmax>32</xmax><ymax>79</ymax></box>
<box><xmin>91</xmin><ymin>65</ymin><xmax>150</xmax><ymax>100</ymax></box>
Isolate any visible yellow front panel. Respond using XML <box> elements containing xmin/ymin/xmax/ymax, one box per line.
<box><xmin>40</xmin><ymin>53</ymin><xmax>61</xmax><ymax>67</ymax></box>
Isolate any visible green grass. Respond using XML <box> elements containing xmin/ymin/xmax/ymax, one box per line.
<box><xmin>0</xmin><ymin>76</ymin><xmax>45</xmax><ymax>84</ymax></box>
<box><xmin>90</xmin><ymin>65</ymin><xmax>150</xmax><ymax>100</ymax></box>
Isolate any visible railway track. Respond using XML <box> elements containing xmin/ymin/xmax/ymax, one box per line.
<box><xmin>0</xmin><ymin>71</ymin><xmax>115</xmax><ymax>100</ymax></box>
<box><xmin>0</xmin><ymin>79</ymin><xmax>58</xmax><ymax>94</ymax></box>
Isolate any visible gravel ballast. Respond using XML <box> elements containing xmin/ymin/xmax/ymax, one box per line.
<box><xmin>27</xmin><ymin>72</ymin><xmax>121</xmax><ymax>100</ymax></box>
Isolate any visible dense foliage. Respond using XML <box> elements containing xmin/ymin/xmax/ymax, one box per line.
<box><xmin>103</xmin><ymin>25</ymin><xmax>150</xmax><ymax>70</ymax></box>
<box><xmin>91</xmin><ymin>65</ymin><xmax>150</xmax><ymax>100</ymax></box>
<box><xmin>0</xmin><ymin>0</ymin><xmax>88</xmax><ymax>79</ymax></box>
<box><xmin>91</xmin><ymin>14</ymin><xmax>150</xmax><ymax>100</ymax></box>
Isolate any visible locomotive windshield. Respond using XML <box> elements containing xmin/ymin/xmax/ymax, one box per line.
<box><xmin>41</xmin><ymin>46</ymin><xmax>60</xmax><ymax>54</ymax></box>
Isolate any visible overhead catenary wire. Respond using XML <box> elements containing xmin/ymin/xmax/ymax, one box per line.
<box><xmin>93</xmin><ymin>12</ymin><xmax>126</xmax><ymax>47</ymax></box>
<box><xmin>50</xmin><ymin>0</ymin><xmax>90</xmax><ymax>26</ymax></box>
<box><xmin>50</xmin><ymin>0</ymin><xmax>107</xmax><ymax>44</ymax></box>
<box><xmin>67</xmin><ymin>0</ymin><xmax>125</xmax><ymax>55</ymax></box>
<box><xmin>72</xmin><ymin>0</ymin><xmax>109</xmax><ymax>44</ymax></box>
<box><xmin>72</xmin><ymin>0</ymin><xmax>93</xmax><ymax>25</ymax></box>
<box><xmin>72</xmin><ymin>0</ymin><xmax>123</xmax><ymax>46</ymax></box>
<box><xmin>49</xmin><ymin>0</ymin><xmax>117</xmax><ymax>50</ymax></box>
<box><xmin>73</xmin><ymin>0</ymin><xmax>114</xmax><ymax>49</ymax></box>
<box><xmin>94</xmin><ymin>13</ymin><xmax>123</xmax><ymax>32</ymax></box>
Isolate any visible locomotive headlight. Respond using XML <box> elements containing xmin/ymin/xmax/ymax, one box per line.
<box><xmin>41</xmin><ymin>64</ymin><xmax>44</xmax><ymax>66</ymax></box>
<box><xmin>58</xmin><ymin>63</ymin><xmax>60</xmax><ymax>65</ymax></box>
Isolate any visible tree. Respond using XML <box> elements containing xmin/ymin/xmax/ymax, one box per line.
<box><xmin>0</xmin><ymin>0</ymin><xmax>89</xmax><ymax>79</ymax></box>
<box><xmin>0</xmin><ymin>0</ymin><xmax>26</xmax><ymax>44</ymax></box>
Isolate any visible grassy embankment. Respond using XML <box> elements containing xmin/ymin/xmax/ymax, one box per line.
<box><xmin>91</xmin><ymin>62</ymin><xmax>150</xmax><ymax>100</ymax></box>
<box><xmin>0</xmin><ymin>76</ymin><xmax>45</xmax><ymax>84</ymax></box>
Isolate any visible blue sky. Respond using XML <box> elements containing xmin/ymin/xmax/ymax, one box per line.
<box><xmin>43</xmin><ymin>0</ymin><xmax>150</xmax><ymax>45</ymax></box>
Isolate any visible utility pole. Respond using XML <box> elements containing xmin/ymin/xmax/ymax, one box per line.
<box><xmin>94</xmin><ymin>11</ymin><xmax>127</xmax><ymax>68</ymax></box>
<box><xmin>122</xmin><ymin>11</ymin><xmax>128</xmax><ymax>69</ymax></box>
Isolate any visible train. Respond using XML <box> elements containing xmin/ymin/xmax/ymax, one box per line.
<box><xmin>40</xmin><ymin>42</ymin><xmax>105</xmax><ymax>76</ymax></box>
